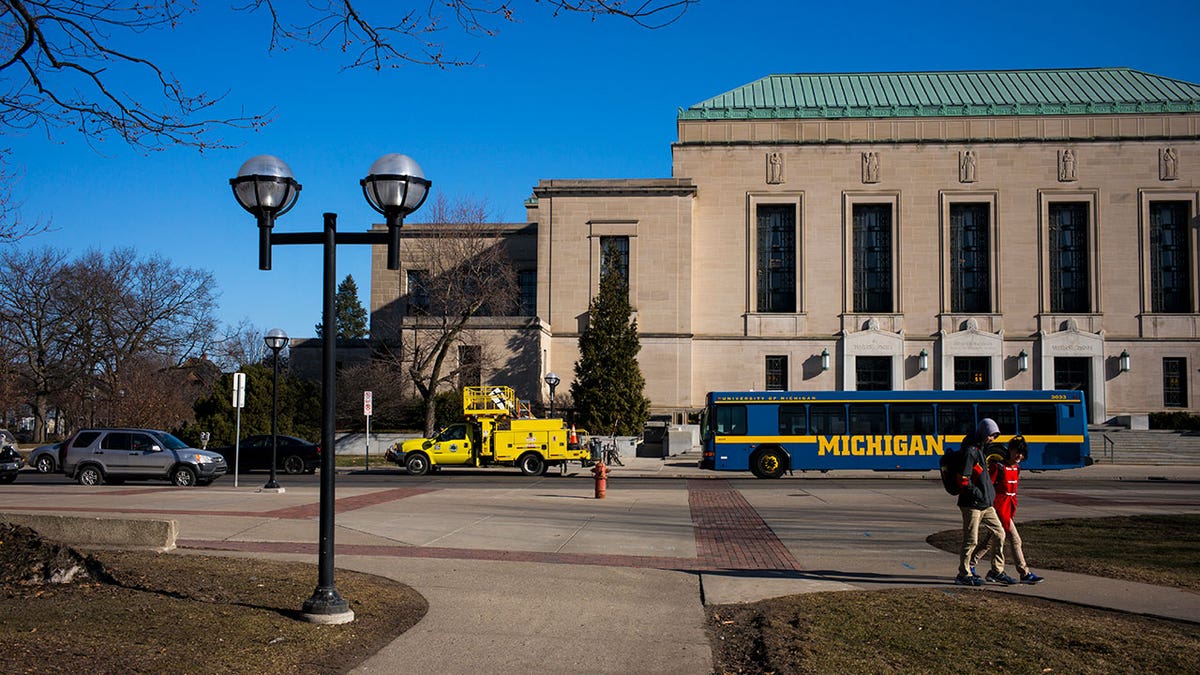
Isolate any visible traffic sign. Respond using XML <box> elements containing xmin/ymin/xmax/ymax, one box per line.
<box><xmin>363</xmin><ymin>390</ymin><xmax>373</xmax><ymax>416</ymax></box>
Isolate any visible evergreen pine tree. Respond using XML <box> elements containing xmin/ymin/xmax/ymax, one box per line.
<box><xmin>314</xmin><ymin>274</ymin><xmax>369</xmax><ymax>339</ymax></box>
<box><xmin>570</xmin><ymin>242</ymin><xmax>650</xmax><ymax>436</ymax></box>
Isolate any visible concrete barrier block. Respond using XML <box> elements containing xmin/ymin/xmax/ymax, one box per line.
<box><xmin>665</xmin><ymin>426</ymin><xmax>700</xmax><ymax>456</ymax></box>
<box><xmin>0</xmin><ymin>513</ymin><xmax>178</xmax><ymax>552</ymax></box>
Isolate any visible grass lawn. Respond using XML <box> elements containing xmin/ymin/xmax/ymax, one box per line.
<box><xmin>709</xmin><ymin>514</ymin><xmax>1200</xmax><ymax>674</ymax></box>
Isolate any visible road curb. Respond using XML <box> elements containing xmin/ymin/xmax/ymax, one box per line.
<box><xmin>0</xmin><ymin>512</ymin><xmax>178</xmax><ymax>552</ymax></box>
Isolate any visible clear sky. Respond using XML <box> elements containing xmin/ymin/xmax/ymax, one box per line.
<box><xmin>6</xmin><ymin>0</ymin><xmax>1200</xmax><ymax>344</ymax></box>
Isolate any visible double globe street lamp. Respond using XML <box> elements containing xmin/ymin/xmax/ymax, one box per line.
<box><xmin>263</xmin><ymin>328</ymin><xmax>289</xmax><ymax>491</ymax></box>
<box><xmin>230</xmin><ymin>153</ymin><xmax>430</xmax><ymax>624</ymax></box>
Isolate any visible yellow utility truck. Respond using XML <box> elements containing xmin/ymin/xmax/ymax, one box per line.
<box><xmin>385</xmin><ymin>386</ymin><xmax>590</xmax><ymax>476</ymax></box>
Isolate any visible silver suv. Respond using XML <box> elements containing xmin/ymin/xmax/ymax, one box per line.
<box><xmin>60</xmin><ymin>428</ymin><xmax>227</xmax><ymax>487</ymax></box>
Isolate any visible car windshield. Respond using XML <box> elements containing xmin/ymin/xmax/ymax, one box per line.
<box><xmin>151</xmin><ymin>431</ymin><xmax>190</xmax><ymax>450</ymax></box>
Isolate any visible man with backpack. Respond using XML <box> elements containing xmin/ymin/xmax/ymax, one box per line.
<box><xmin>953</xmin><ymin>418</ymin><xmax>1018</xmax><ymax>586</ymax></box>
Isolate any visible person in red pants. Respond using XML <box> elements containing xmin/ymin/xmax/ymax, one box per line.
<box><xmin>971</xmin><ymin>436</ymin><xmax>1045</xmax><ymax>584</ymax></box>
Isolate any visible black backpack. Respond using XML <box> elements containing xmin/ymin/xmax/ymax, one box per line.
<box><xmin>939</xmin><ymin>444</ymin><xmax>966</xmax><ymax>495</ymax></box>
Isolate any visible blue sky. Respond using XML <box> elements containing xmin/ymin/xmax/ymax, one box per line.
<box><xmin>6</xmin><ymin>0</ymin><xmax>1200</xmax><ymax>343</ymax></box>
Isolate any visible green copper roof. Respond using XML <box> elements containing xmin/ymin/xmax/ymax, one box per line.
<box><xmin>679</xmin><ymin>68</ymin><xmax>1200</xmax><ymax>120</ymax></box>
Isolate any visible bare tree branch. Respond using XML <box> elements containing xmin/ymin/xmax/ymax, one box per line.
<box><xmin>0</xmin><ymin>0</ymin><xmax>271</xmax><ymax>151</ymax></box>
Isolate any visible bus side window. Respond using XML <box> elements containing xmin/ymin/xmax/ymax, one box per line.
<box><xmin>890</xmin><ymin>403</ymin><xmax>935</xmax><ymax>435</ymax></box>
<box><xmin>809</xmin><ymin>404</ymin><xmax>845</xmax><ymax>435</ymax></box>
<box><xmin>848</xmin><ymin>404</ymin><xmax>886</xmax><ymax>435</ymax></box>
<box><xmin>778</xmin><ymin>404</ymin><xmax>806</xmax><ymax>435</ymax></box>
<box><xmin>978</xmin><ymin>404</ymin><xmax>1016</xmax><ymax>433</ymax></box>
<box><xmin>716</xmin><ymin>405</ymin><xmax>748</xmax><ymax>435</ymax></box>
<box><xmin>1018</xmin><ymin>403</ymin><xmax>1058</xmax><ymax>435</ymax></box>
<box><xmin>937</xmin><ymin>404</ymin><xmax>975</xmax><ymax>435</ymax></box>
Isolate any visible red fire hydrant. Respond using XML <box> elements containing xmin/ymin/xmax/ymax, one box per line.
<box><xmin>592</xmin><ymin>460</ymin><xmax>610</xmax><ymax>499</ymax></box>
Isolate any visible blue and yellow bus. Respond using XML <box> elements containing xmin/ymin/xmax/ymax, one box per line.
<box><xmin>699</xmin><ymin>390</ymin><xmax>1091</xmax><ymax>478</ymax></box>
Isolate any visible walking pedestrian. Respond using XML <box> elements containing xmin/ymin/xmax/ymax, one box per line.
<box><xmin>970</xmin><ymin>436</ymin><xmax>1045</xmax><ymax>584</ymax></box>
<box><xmin>955</xmin><ymin>418</ymin><xmax>1019</xmax><ymax>586</ymax></box>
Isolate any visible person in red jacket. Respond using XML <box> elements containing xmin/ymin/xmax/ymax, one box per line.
<box><xmin>970</xmin><ymin>436</ymin><xmax>1044</xmax><ymax>584</ymax></box>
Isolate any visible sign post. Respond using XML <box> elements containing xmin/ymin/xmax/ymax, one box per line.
<box><xmin>232</xmin><ymin>372</ymin><xmax>246</xmax><ymax>487</ymax></box>
<box><xmin>363</xmin><ymin>391</ymin><xmax>373</xmax><ymax>471</ymax></box>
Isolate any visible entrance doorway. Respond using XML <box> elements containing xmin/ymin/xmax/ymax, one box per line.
<box><xmin>1054</xmin><ymin>357</ymin><xmax>1092</xmax><ymax>413</ymax></box>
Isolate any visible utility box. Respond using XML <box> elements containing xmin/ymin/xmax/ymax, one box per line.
<box><xmin>640</xmin><ymin>416</ymin><xmax>670</xmax><ymax>458</ymax></box>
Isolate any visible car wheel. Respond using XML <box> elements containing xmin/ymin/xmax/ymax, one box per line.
<box><xmin>34</xmin><ymin>455</ymin><xmax>56</xmax><ymax>473</ymax></box>
<box><xmin>405</xmin><ymin>453</ymin><xmax>430</xmax><ymax>476</ymax></box>
<box><xmin>282</xmin><ymin>455</ymin><xmax>305</xmax><ymax>475</ymax></box>
<box><xmin>171</xmin><ymin>465</ymin><xmax>197</xmax><ymax>487</ymax></box>
<box><xmin>77</xmin><ymin>465</ymin><xmax>104</xmax><ymax>486</ymax></box>
<box><xmin>517</xmin><ymin>452</ymin><xmax>545</xmax><ymax>477</ymax></box>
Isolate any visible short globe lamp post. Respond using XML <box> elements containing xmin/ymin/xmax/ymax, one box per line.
<box><xmin>230</xmin><ymin>153</ymin><xmax>429</xmax><ymax>625</ymax></box>
<box><xmin>544</xmin><ymin>372</ymin><xmax>561</xmax><ymax>418</ymax></box>
<box><xmin>263</xmin><ymin>328</ymin><xmax>289</xmax><ymax>491</ymax></box>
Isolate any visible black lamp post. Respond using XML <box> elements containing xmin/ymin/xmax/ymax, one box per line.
<box><xmin>544</xmin><ymin>371</ymin><xmax>560</xmax><ymax>418</ymax></box>
<box><xmin>263</xmin><ymin>328</ymin><xmax>289</xmax><ymax>491</ymax></box>
<box><xmin>230</xmin><ymin>153</ymin><xmax>429</xmax><ymax>625</ymax></box>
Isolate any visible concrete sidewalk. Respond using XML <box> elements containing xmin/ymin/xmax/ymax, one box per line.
<box><xmin>1</xmin><ymin>456</ymin><xmax>1198</xmax><ymax>673</ymax></box>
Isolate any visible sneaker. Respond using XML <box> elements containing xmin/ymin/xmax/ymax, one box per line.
<box><xmin>955</xmin><ymin>573</ymin><xmax>984</xmax><ymax>587</ymax></box>
<box><xmin>986</xmin><ymin>570</ymin><xmax>1019</xmax><ymax>585</ymax></box>
<box><xmin>1021</xmin><ymin>572</ymin><xmax>1044</xmax><ymax>584</ymax></box>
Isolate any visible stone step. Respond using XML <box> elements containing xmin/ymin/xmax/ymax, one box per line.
<box><xmin>1086</xmin><ymin>428</ymin><xmax>1200</xmax><ymax>465</ymax></box>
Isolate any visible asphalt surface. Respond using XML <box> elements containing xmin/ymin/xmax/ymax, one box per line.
<box><xmin>1</xmin><ymin>452</ymin><xmax>1198</xmax><ymax>674</ymax></box>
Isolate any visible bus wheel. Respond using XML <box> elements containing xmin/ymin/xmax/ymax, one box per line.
<box><xmin>750</xmin><ymin>448</ymin><xmax>786</xmax><ymax>479</ymax></box>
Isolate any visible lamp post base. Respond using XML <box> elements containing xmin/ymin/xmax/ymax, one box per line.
<box><xmin>302</xmin><ymin>587</ymin><xmax>354</xmax><ymax>625</ymax></box>
<box><xmin>257</xmin><ymin>485</ymin><xmax>286</xmax><ymax>493</ymax></box>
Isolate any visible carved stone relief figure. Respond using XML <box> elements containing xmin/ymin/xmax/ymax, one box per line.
<box><xmin>959</xmin><ymin>150</ymin><xmax>977</xmax><ymax>183</ymax></box>
<box><xmin>862</xmin><ymin>152</ymin><xmax>880</xmax><ymax>184</ymax></box>
<box><xmin>1058</xmin><ymin>149</ymin><xmax>1077</xmax><ymax>182</ymax></box>
<box><xmin>1160</xmin><ymin>147</ymin><xmax>1178</xmax><ymax>181</ymax></box>
<box><xmin>766</xmin><ymin>151</ymin><xmax>784</xmax><ymax>184</ymax></box>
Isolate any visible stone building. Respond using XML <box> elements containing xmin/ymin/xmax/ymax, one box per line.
<box><xmin>372</xmin><ymin>68</ymin><xmax>1200</xmax><ymax>424</ymax></box>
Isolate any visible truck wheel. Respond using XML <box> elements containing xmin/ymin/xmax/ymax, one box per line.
<box><xmin>406</xmin><ymin>453</ymin><xmax>430</xmax><ymax>476</ymax></box>
<box><xmin>750</xmin><ymin>448</ymin><xmax>786</xmax><ymax>479</ymax></box>
<box><xmin>517</xmin><ymin>453</ymin><xmax>545</xmax><ymax>476</ymax></box>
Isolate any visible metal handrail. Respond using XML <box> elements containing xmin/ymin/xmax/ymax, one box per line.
<box><xmin>1102</xmin><ymin>434</ymin><xmax>1115</xmax><ymax>463</ymax></box>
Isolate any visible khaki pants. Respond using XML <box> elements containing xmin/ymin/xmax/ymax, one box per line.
<box><xmin>959</xmin><ymin>506</ymin><xmax>1006</xmax><ymax>577</ymax></box>
<box><xmin>971</xmin><ymin>518</ymin><xmax>1028</xmax><ymax>577</ymax></box>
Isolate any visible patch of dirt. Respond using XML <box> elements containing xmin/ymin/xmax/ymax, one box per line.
<box><xmin>0</xmin><ymin>524</ymin><xmax>428</xmax><ymax>674</ymax></box>
<box><xmin>0</xmin><ymin>523</ymin><xmax>111</xmax><ymax>585</ymax></box>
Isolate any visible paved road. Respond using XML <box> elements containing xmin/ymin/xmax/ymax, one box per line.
<box><xmin>2</xmin><ymin>457</ymin><xmax>1198</xmax><ymax>673</ymax></box>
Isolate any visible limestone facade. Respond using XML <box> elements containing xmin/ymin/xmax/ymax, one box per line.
<box><xmin>372</xmin><ymin>75</ymin><xmax>1200</xmax><ymax>424</ymax></box>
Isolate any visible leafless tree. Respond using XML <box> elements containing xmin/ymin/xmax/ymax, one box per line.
<box><xmin>209</xmin><ymin>318</ymin><xmax>269</xmax><ymax>371</ymax></box>
<box><xmin>0</xmin><ymin>247</ymin><xmax>82</xmax><ymax>439</ymax></box>
<box><xmin>0</xmin><ymin>246</ymin><xmax>219</xmax><ymax>440</ymax></box>
<box><xmin>373</xmin><ymin>194</ymin><xmax>520</xmax><ymax>435</ymax></box>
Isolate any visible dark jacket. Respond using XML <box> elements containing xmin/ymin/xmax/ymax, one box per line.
<box><xmin>956</xmin><ymin>432</ymin><xmax>996</xmax><ymax>510</ymax></box>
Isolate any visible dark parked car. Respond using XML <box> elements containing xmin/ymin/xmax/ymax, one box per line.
<box><xmin>211</xmin><ymin>435</ymin><xmax>320</xmax><ymax>475</ymax></box>
<box><xmin>0</xmin><ymin>446</ymin><xmax>22</xmax><ymax>484</ymax></box>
